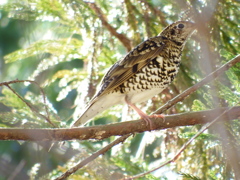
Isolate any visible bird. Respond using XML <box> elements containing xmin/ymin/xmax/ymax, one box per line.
<box><xmin>72</xmin><ymin>21</ymin><xmax>196</xmax><ymax>129</ymax></box>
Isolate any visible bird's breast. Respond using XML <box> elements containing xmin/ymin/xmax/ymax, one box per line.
<box><xmin>113</xmin><ymin>56</ymin><xmax>180</xmax><ymax>102</ymax></box>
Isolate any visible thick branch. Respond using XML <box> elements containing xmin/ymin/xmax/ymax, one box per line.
<box><xmin>0</xmin><ymin>106</ymin><xmax>239</xmax><ymax>141</ymax></box>
<box><xmin>123</xmin><ymin>107</ymin><xmax>235</xmax><ymax>180</ymax></box>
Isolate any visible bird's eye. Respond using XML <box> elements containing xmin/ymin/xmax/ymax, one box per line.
<box><xmin>178</xmin><ymin>24</ymin><xmax>184</xmax><ymax>28</ymax></box>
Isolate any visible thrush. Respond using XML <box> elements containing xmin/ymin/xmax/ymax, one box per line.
<box><xmin>72</xmin><ymin>21</ymin><xmax>196</xmax><ymax>128</ymax></box>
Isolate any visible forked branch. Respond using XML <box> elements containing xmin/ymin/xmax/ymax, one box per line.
<box><xmin>0</xmin><ymin>79</ymin><xmax>55</xmax><ymax>127</ymax></box>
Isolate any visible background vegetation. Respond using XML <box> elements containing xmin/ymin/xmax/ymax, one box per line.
<box><xmin>0</xmin><ymin>0</ymin><xmax>239</xmax><ymax>179</ymax></box>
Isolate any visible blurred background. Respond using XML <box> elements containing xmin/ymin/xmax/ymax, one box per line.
<box><xmin>0</xmin><ymin>0</ymin><xmax>239</xmax><ymax>179</ymax></box>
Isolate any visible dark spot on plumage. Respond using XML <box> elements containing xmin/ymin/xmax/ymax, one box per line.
<box><xmin>163</xmin><ymin>81</ymin><xmax>169</xmax><ymax>85</ymax></box>
<box><xmin>170</xmin><ymin>76</ymin><xmax>175</xmax><ymax>81</ymax></box>
<box><xmin>150</xmin><ymin>79</ymin><xmax>158</xmax><ymax>84</ymax></box>
<box><xmin>152</xmin><ymin>70</ymin><xmax>158</xmax><ymax>76</ymax></box>
<box><xmin>158</xmin><ymin>71</ymin><xmax>165</xmax><ymax>77</ymax></box>
<box><xmin>176</xmin><ymin>41</ymin><xmax>183</xmax><ymax>46</ymax></box>
<box><xmin>148</xmin><ymin>64</ymin><xmax>153</xmax><ymax>68</ymax></box>
<box><xmin>132</xmin><ymin>63</ymin><xmax>138</xmax><ymax>73</ymax></box>
<box><xmin>165</xmin><ymin>61</ymin><xmax>171</xmax><ymax>67</ymax></box>
<box><xmin>174</xmin><ymin>61</ymin><xmax>181</xmax><ymax>67</ymax></box>
<box><xmin>170</xmin><ymin>29</ymin><xmax>175</xmax><ymax>36</ymax></box>
<box><xmin>138</xmin><ymin>39</ymin><xmax>158</xmax><ymax>52</ymax></box>
<box><xmin>171</xmin><ymin>54</ymin><xmax>180</xmax><ymax>61</ymax></box>
<box><xmin>162</xmin><ymin>36</ymin><xmax>168</xmax><ymax>40</ymax></box>
<box><xmin>133</xmin><ymin>77</ymin><xmax>137</xmax><ymax>83</ymax></box>
<box><xmin>146</xmin><ymin>71</ymin><xmax>151</xmax><ymax>76</ymax></box>
<box><xmin>167</xmin><ymin>68</ymin><xmax>177</xmax><ymax>75</ymax></box>
<box><xmin>152</xmin><ymin>58</ymin><xmax>161</xmax><ymax>68</ymax></box>
<box><xmin>171</xmin><ymin>39</ymin><xmax>183</xmax><ymax>46</ymax></box>
<box><xmin>120</xmin><ymin>86</ymin><xmax>125</xmax><ymax>93</ymax></box>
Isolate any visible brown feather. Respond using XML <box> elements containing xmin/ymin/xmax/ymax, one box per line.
<box><xmin>72</xmin><ymin>21</ymin><xmax>196</xmax><ymax>127</ymax></box>
<box><xmin>96</xmin><ymin>36</ymin><xmax>167</xmax><ymax>98</ymax></box>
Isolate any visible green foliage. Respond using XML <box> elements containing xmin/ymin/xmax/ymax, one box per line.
<box><xmin>0</xmin><ymin>87</ymin><xmax>60</xmax><ymax>128</ymax></box>
<box><xmin>178</xmin><ymin>172</ymin><xmax>202</xmax><ymax>180</ymax></box>
<box><xmin>179</xmin><ymin>132</ymin><xmax>219</xmax><ymax>142</ymax></box>
<box><xmin>191</xmin><ymin>99</ymin><xmax>208</xmax><ymax>111</ymax></box>
<box><xmin>192</xmin><ymin>50</ymin><xmax>240</xmax><ymax>111</ymax></box>
<box><xmin>0</xmin><ymin>88</ymin><xmax>27</xmax><ymax>108</ymax></box>
<box><xmin>0</xmin><ymin>0</ymin><xmax>240</xmax><ymax>179</ymax></box>
<box><xmin>4</xmin><ymin>38</ymin><xmax>83</xmax><ymax>63</ymax></box>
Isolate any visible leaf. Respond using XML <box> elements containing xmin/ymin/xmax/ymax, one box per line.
<box><xmin>4</xmin><ymin>38</ymin><xmax>83</xmax><ymax>63</ymax></box>
<box><xmin>219</xmin><ymin>49</ymin><xmax>235</xmax><ymax>60</ymax></box>
<box><xmin>178</xmin><ymin>172</ymin><xmax>202</xmax><ymax>180</ymax></box>
<box><xmin>0</xmin><ymin>88</ymin><xmax>27</xmax><ymax>108</ymax></box>
<box><xmin>191</xmin><ymin>99</ymin><xmax>207</xmax><ymax>111</ymax></box>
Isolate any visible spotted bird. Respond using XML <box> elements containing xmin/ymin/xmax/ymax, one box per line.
<box><xmin>72</xmin><ymin>21</ymin><xmax>196</xmax><ymax>128</ymax></box>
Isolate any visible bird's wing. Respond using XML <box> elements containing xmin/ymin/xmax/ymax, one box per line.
<box><xmin>96</xmin><ymin>35</ymin><xmax>167</xmax><ymax>98</ymax></box>
<box><xmin>73</xmin><ymin>36</ymin><xmax>168</xmax><ymax>126</ymax></box>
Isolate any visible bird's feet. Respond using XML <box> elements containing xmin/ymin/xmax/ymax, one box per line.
<box><xmin>140</xmin><ymin>113</ymin><xmax>165</xmax><ymax>130</ymax></box>
<box><xmin>149</xmin><ymin>114</ymin><xmax>165</xmax><ymax>122</ymax></box>
<box><xmin>125</xmin><ymin>99</ymin><xmax>164</xmax><ymax>130</ymax></box>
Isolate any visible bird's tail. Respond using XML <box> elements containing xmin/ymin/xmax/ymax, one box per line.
<box><xmin>71</xmin><ymin>93</ymin><xmax>123</xmax><ymax>127</ymax></box>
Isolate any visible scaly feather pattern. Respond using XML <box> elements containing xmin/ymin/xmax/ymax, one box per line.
<box><xmin>72</xmin><ymin>21</ymin><xmax>196</xmax><ymax>127</ymax></box>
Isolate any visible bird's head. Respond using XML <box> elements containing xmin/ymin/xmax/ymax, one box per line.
<box><xmin>160</xmin><ymin>21</ymin><xmax>196</xmax><ymax>46</ymax></box>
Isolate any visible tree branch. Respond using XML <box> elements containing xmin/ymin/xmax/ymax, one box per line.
<box><xmin>55</xmin><ymin>134</ymin><xmax>131</xmax><ymax>180</ymax></box>
<box><xmin>86</xmin><ymin>2</ymin><xmax>132</xmax><ymax>51</ymax></box>
<box><xmin>154</xmin><ymin>54</ymin><xmax>240</xmax><ymax>114</ymax></box>
<box><xmin>0</xmin><ymin>106</ymin><xmax>239</xmax><ymax>141</ymax></box>
<box><xmin>140</xmin><ymin>0</ymin><xmax>167</xmax><ymax>27</ymax></box>
<box><xmin>122</xmin><ymin>106</ymin><xmax>235</xmax><ymax>180</ymax></box>
<box><xmin>0</xmin><ymin>79</ymin><xmax>56</xmax><ymax>127</ymax></box>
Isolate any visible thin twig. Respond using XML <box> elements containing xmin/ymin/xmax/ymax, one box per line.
<box><xmin>153</xmin><ymin>54</ymin><xmax>240</xmax><ymax>114</ymax></box>
<box><xmin>140</xmin><ymin>0</ymin><xmax>167</xmax><ymax>26</ymax></box>
<box><xmin>55</xmin><ymin>134</ymin><xmax>131</xmax><ymax>180</ymax></box>
<box><xmin>122</xmin><ymin>55</ymin><xmax>240</xmax><ymax>179</ymax></box>
<box><xmin>122</xmin><ymin>107</ymin><xmax>234</xmax><ymax>180</ymax></box>
<box><xmin>84</xmin><ymin>1</ymin><xmax>132</xmax><ymax>51</ymax></box>
<box><xmin>0</xmin><ymin>79</ymin><xmax>55</xmax><ymax>127</ymax></box>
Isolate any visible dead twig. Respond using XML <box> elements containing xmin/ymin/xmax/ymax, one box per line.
<box><xmin>0</xmin><ymin>79</ymin><xmax>55</xmax><ymax>127</ymax></box>
<box><xmin>85</xmin><ymin>1</ymin><xmax>132</xmax><ymax>51</ymax></box>
<box><xmin>122</xmin><ymin>107</ymin><xmax>234</xmax><ymax>180</ymax></box>
<box><xmin>54</xmin><ymin>134</ymin><xmax>131</xmax><ymax>180</ymax></box>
